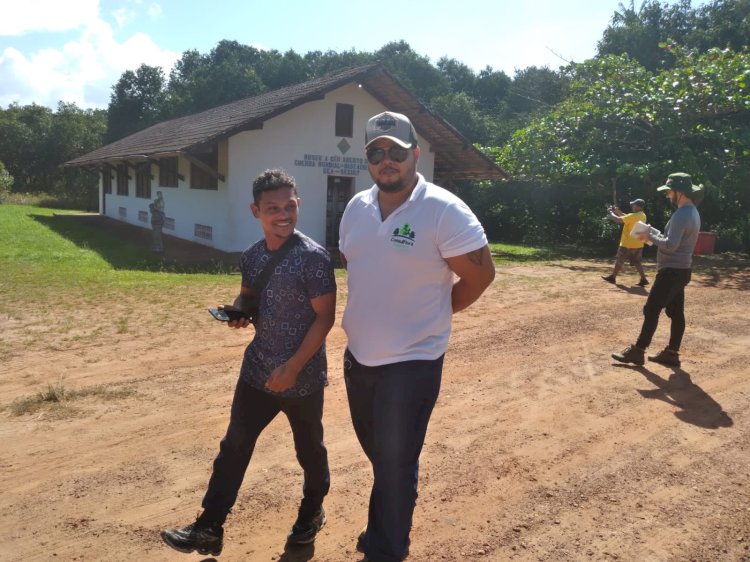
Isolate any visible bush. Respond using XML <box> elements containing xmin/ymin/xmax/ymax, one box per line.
<box><xmin>0</xmin><ymin>162</ymin><xmax>13</xmax><ymax>199</ymax></box>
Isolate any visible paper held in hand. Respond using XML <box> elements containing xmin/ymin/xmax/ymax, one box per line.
<box><xmin>630</xmin><ymin>221</ymin><xmax>657</xmax><ymax>245</ymax></box>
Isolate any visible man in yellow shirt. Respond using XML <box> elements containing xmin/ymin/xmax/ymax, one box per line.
<box><xmin>602</xmin><ymin>198</ymin><xmax>649</xmax><ymax>286</ymax></box>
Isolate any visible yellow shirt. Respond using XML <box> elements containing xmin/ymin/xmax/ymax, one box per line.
<box><xmin>619</xmin><ymin>211</ymin><xmax>647</xmax><ymax>249</ymax></box>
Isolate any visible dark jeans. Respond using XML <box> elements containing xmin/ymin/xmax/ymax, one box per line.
<box><xmin>201</xmin><ymin>377</ymin><xmax>329</xmax><ymax>523</ymax></box>
<box><xmin>636</xmin><ymin>267</ymin><xmax>692</xmax><ymax>351</ymax></box>
<box><xmin>344</xmin><ymin>349</ymin><xmax>443</xmax><ymax>562</ymax></box>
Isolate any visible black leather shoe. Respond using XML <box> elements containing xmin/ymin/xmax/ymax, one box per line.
<box><xmin>161</xmin><ymin>520</ymin><xmax>223</xmax><ymax>555</ymax></box>
<box><xmin>287</xmin><ymin>507</ymin><xmax>326</xmax><ymax>545</ymax></box>
<box><xmin>612</xmin><ymin>345</ymin><xmax>645</xmax><ymax>366</ymax></box>
<box><xmin>648</xmin><ymin>347</ymin><xmax>681</xmax><ymax>366</ymax></box>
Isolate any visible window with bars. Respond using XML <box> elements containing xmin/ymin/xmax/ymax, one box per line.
<box><xmin>102</xmin><ymin>167</ymin><xmax>112</xmax><ymax>194</ymax></box>
<box><xmin>116</xmin><ymin>165</ymin><xmax>129</xmax><ymax>196</ymax></box>
<box><xmin>194</xmin><ymin>223</ymin><xmax>213</xmax><ymax>240</ymax></box>
<box><xmin>190</xmin><ymin>147</ymin><xmax>218</xmax><ymax>190</ymax></box>
<box><xmin>135</xmin><ymin>162</ymin><xmax>152</xmax><ymax>199</ymax></box>
<box><xmin>159</xmin><ymin>157</ymin><xmax>179</xmax><ymax>187</ymax></box>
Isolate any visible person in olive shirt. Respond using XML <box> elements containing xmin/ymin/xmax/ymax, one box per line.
<box><xmin>612</xmin><ymin>173</ymin><xmax>702</xmax><ymax>367</ymax></box>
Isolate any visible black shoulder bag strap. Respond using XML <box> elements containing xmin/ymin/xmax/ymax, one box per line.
<box><xmin>250</xmin><ymin>232</ymin><xmax>301</xmax><ymax>297</ymax></box>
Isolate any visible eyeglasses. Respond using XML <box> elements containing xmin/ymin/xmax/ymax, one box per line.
<box><xmin>365</xmin><ymin>145</ymin><xmax>410</xmax><ymax>165</ymax></box>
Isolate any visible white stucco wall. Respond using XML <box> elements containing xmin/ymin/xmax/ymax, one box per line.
<box><xmin>99</xmin><ymin>82</ymin><xmax>436</xmax><ymax>253</ymax></box>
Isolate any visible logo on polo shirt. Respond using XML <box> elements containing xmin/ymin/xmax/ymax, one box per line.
<box><xmin>391</xmin><ymin>223</ymin><xmax>415</xmax><ymax>249</ymax></box>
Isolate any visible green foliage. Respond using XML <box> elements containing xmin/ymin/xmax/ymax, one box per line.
<box><xmin>0</xmin><ymin>102</ymin><xmax>105</xmax><ymax>205</ymax></box>
<box><xmin>598</xmin><ymin>0</ymin><xmax>750</xmax><ymax>72</ymax></box>
<box><xmin>0</xmin><ymin>161</ymin><xmax>12</xmax><ymax>195</ymax></box>
<box><xmin>106</xmin><ymin>63</ymin><xmax>167</xmax><ymax>141</ymax></box>
<box><xmin>164</xmin><ymin>41</ymin><xmax>268</xmax><ymax>121</ymax></box>
<box><xmin>494</xmin><ymin>45</ymin><xmax>750</xmax><ymax>251</ymax></box>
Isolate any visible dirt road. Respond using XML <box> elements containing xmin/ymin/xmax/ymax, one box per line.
<box><xmin>2</xmin><ymin>255</ymin><xmax>749</xmax><ymax>561</ymax></box>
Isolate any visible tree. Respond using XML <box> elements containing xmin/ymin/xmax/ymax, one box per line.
<box><xmin>597</xmin><ymin>0</ymin><xmax>693</xmax><ymax>71</ymax></box>
<box><xmin>436</xmin><ymin>57</ymin><xmax>477</xmax><ymax>94</ymax></box>
<box><xmin>375</xmin><ymin>41</ymin><xmax>450</xmax><ymax>101</ymax></box>
<box><xmin>430</xmin><ymin>92</ymin><xmax>496</xmax><ymax>145</ymax></box>
<box><xmin>474</xmin><ymin>66</ymin><xmax>512</xmax><ymax>111</ymax></box>
<box><xmin>495</xmin><ymin>47</ymin><xmax>750</xmax><ymax>250</ymax></box>
<box><xmin>303</xmin><ymin>49</ymin><xmax>373</xmax><ymax>76</ymax></box>
<box><xmin>0</xmin><ymin>103</ymin><xmax>54</xmax><ymax>190</ymax></box>
<box><xmin>0</xmin><ymin>161</ymin><xmax>13</xmax><ymax>197</ymax></box>
<box><xmin>106</xmin><ymin>64</ymin><xmax>166</xmax><ymax>142</ymax></box>
<box><xmin>164</xmin><ymin>41</ymin><xmax>266</xmax><ymax>118</ymax></box>
<box><xmin>0</xmin><ymin>102</ymin><xmax>105</xmax><ymax>206</ymax></box>
<box><xmin>507</xmin><ymin>66</ymin><xmax>568</xmax><ymax>116</ymax></box>
<box><xmin>256</xmin><ymin>48</ymin><xmax>311</xmax><ymax>90</ymax></box>
<box><xmin>688</xmin><ymin>0</ymin><xmax>750</xmax><ymax>52</ymax></box>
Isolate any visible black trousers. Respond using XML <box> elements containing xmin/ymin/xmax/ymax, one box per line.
<box><xmin>201</xmin><ymin>378</ymin><xmax>329</xmax><ymax>523</ymax></box>
<box><xmin>636</xmin><ymin>267</ymin><xmax>692</xmax><ymax>351</ymax></box>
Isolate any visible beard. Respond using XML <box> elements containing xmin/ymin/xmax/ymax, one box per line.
<box><xmin>371</xmin><ymin>158</ymin><xmax>417</xmax><ymax>194</ymax></box>
<box><xmin>375</xmin><ymin>177</ymin><xmax>406</xmax><ymax>193</ymax></box>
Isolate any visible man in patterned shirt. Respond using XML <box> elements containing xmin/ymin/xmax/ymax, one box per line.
<box><xmin>161</xmin><ymin>169</ymin><xmax>337</xmax><ymax>556</ymax></box>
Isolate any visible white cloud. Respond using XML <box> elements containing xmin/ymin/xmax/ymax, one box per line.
<box><xmin>147</xmin><ymin>3</ymin><xmax>163</xmax><ymax>19</ymax></box>
<box><xmin>112</xmin><ymin>8</ymin><xmax>137</xmax><ymax>29</ymax></box>
<box><xmin>0</xmin><ymin>0</ymin><xmax>100</xmax><ymax>35</ymax></box>
<box><xmin>0</xmin><ymin>15</ymin><xmax>179</xmax><ymax>109</ymax></box>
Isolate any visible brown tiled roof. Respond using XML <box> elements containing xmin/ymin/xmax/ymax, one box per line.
<box><xmin>65</xmin><ymin>63</ymin><xmax>507</xmax><ymax>181</ymax></box>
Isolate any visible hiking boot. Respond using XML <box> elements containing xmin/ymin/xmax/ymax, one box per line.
<box><xmin>612</xmin><ymin>345</ymin><xmax>645</xmax><ymax>366</ymax></box>
<box><xmin>601</xmin><ymin>275</ymin><xmax>616</xmax><ymax>284</ymax></box>
<box><xmin>161</xmin><ymin>518</ymin><xmax>224</xmax><ymax>556</ymax></box>
<box><xmin>648</xmin><ymin>347</ymin><xmax>681</xmax><ymax>367</ymax></box>
<box><xmin>637</xmin><ymin>278</ymin><xmax>649</xmax><ymax>287</ymax></box>
<box><xmin>287</xmin><ymin>507</ymin><xmax>326</xmax><ymax>545</ymax></box>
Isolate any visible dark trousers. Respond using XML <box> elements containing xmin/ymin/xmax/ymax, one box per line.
<box><xmin>201</xmin><ymin>378</ymin><xmax>329</xmax><ymax>523</ymax></box>
<box><xmin>344</xmin><ymin>349</ymin><xmax>443</xmax><ymax>562</ymax></box>
<box><xmin>636</xmin><ymin>267</ymin><xmax>692</xmax><ymax>351</ymax></box>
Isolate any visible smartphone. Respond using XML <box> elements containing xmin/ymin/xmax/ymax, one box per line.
<box><xmin>208</xmin><ymin>306</ymin><xmax>250</xmax><ymax>322</ymax></box>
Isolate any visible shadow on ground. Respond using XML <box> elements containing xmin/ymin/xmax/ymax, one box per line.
<box><xmin>32</xmin><ymin>212</ymin><xmax>242</xmax><ymax>273</ymax></box>
<box><xmin>614</xmin><ymin>363</ymin><xmax>734</xmax><ymax>429</ymax></box>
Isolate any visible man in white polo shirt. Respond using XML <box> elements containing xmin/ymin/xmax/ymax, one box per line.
<box><xmin>338</xmin><ymin>111</ymin><xmax>496</xmax><ymax>562</ymax></box>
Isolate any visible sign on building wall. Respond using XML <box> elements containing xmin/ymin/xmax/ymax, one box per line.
<box><xmin>294</xmin><ymin>153</ymin><xmax>368</xmax><ymax>176</ymax></box>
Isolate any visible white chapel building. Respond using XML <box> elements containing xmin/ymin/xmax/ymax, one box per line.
<box><xmin>66</xmin><ymin>63</ymin><xmax>507</xmax><ymax>253</ymax></box>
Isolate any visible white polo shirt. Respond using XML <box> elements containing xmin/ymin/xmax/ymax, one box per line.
<box><xmin>339</xmin><ymin>174</ymin><xmax>487</xmax><ymax>366</ymax></box>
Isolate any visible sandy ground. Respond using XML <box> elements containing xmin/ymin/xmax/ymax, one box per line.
<box><xmin>2</xmin><ymin>228</ymin><xmax>750</xmax><ymax>562</ymax></box>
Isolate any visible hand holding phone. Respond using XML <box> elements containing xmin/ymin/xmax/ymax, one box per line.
<box><xmin>208</xmin><ymin>305</ymin><xmax>251</xmax><ymax>323</ymax></box>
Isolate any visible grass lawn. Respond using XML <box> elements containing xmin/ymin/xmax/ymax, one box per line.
<box><xmin>2</xmin><ymin>204</ymin><xmax>744</xmax><ymax>300</ymax></box>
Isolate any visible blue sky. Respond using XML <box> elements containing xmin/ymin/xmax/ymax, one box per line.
<box><xmin>0</xmin><ymin>0</ymin><xmax>707</xmax><ymax>110</ymax></box>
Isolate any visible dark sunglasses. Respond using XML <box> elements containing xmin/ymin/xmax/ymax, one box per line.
<box><xmin>365</xmin><ymin>145</ymin><xmax>410</xmax><ymax>165</ymax></box>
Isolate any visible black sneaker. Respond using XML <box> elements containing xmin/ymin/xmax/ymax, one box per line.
<box><xmin>612</xmin><ymin>345</ymin><xmax>645</xmax><ymax>366</ymax></box>
<box><xmin>637</xmin><ymin>278</ymin><xmax>649</xmax><ymax>287</ymax></box>
<box><xmin>601</xmin><ymin>275</ymin><xmax>616</xmax><ymax>284</ymax></box>
<box><xmin>161</xmin><ymin>519</ymin><xmax>223</xmax><ymax>556</ymax></box>
<box><xmin>648</xmin><ymin>347</ymin><xmax>681</xmax><ymax>367</ymax></box>
<box><xmin>287</xmin><ymin>507</ymin><xmax>326</xmax><ymax>545</ymax></box>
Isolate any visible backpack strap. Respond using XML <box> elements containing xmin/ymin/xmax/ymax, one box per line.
<box><xmin>251</xmin><ymin>232</ymin><xmax>301</xmax><ymax>296</ymax></box>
